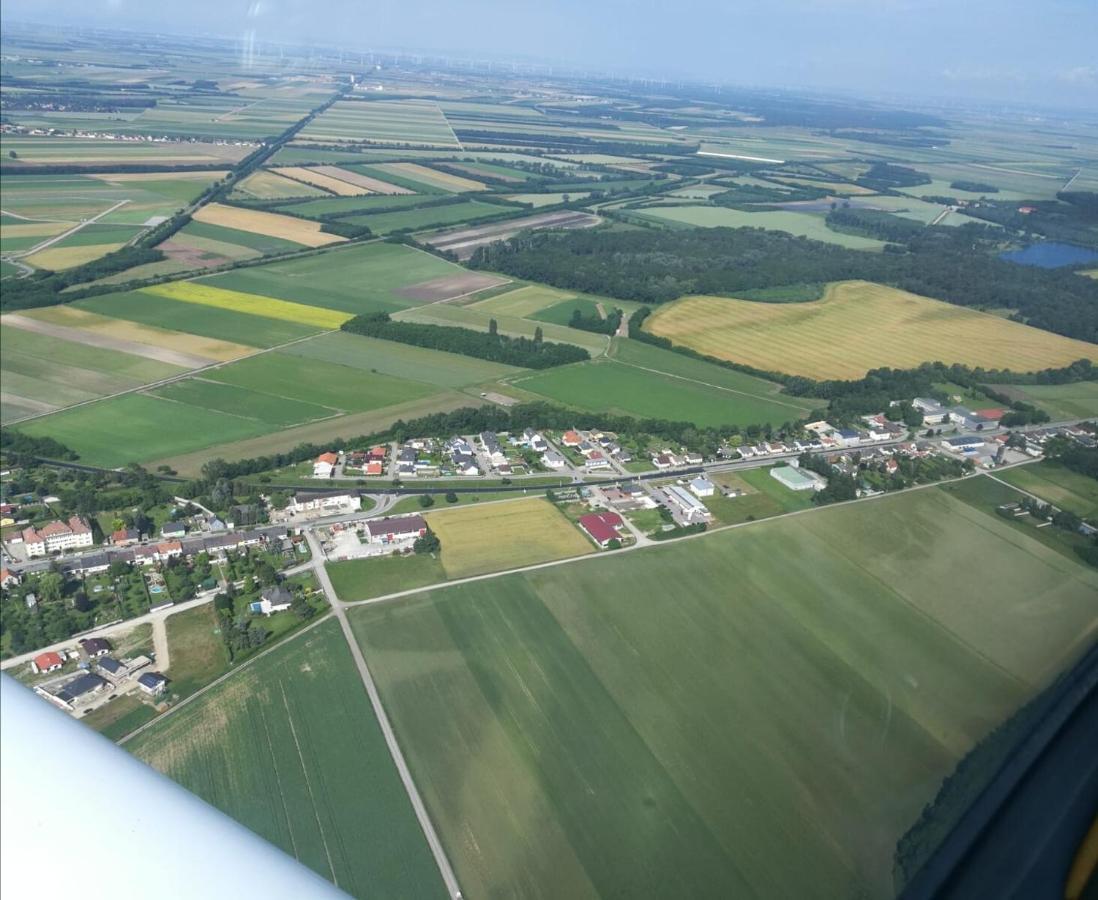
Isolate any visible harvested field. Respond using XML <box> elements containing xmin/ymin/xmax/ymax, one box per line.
<box><xmin>191</xmin><ymin>203</ymin><xmax>343</xmax><ymax>248</ymax></box>
<box><xmin>20</xmin><ymin>306</ymin><xmax>252</xmax><ymax>362</ymax></box>
<box><xmin>310</xmin><ymin>165</ymin><xmax>415</xmax><ymax>194</ymax></box>
<box><xmin>144</xmin><ymin>282</ymin><xmax>350</xmax><ymax>329</ymax></box>
<box><xmin>176</xmin><ymin>220</ymin><xmax>304</xmax><ymax>256</ymax></box>
<box><xmin>375</xmin><ymin>162</ymin><xmax>483</xmax><ymax>192</ymax></box>
<box><xmin>128</xmin><ymin>620</ymin><xmax>447</xmax><ymax>898</ymax></box>
<box><xmin>393</xmin><ymin>271</ymin><xmax>509</xmax><ymax>303</ymax></box>
<box><xmin>158</xmin><ymin>237</ymin><xmax>246</xmax><ymax>269</ymax></box>
<box><xmin>644</xmin><ymin>281</ymin><xmax>1098</xmax><ymax>379</ymax></box>
<box><xmin>25</xmin><ymin>243</ymin><xmax>126</xmax><ymax>270</ymax></box>
<box><xmin>231</xmin><ymin>169</ymin><xmax>327</xmax><ymax>200</ymax></box>
<box><xmin>299</xmin><ymin>99</ymin><xmax>459</xmax><ymax>148</ymax></box>
<box><xmin>426</xmin><ymin>498</ymin><xmax>592</xmax><ymax>578</ymax></box>
<box><xmin>3</xmin><ymin>312</ymin><xmax>220</xmax><ymax>368</ymax></box>
<box><xmin>423</xmin><ymin>210</ymin><xmax>601</xmax><ymax>259</ymax></box>
<box><xmin>350</xmin><ymin>487</ymin><xmax>1098</xmax><ymax>900</ymax></box>
<box><xmin>272</xmin><ymin>166</ymin><xmax>368</xmax><ymax>196</ymax></box>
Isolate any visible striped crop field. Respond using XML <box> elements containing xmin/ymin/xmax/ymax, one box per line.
<box><xmin>644</xmin><ymin>280</ymin><xmax>1098</xmax><ymax>379</ymax></box>
<box><xmin>191</xmin><ymin>202</ymin><xmax>344</xmax><ymax>247</ymax></box>
<box><xmin>144</xmin><ymin>282</ymin><xmax>352</xmax><ymax>329</ymax></box>
<box><xmin>272</xmin><ymin>166</ymin><xmax>368</xmax><ymax>196</ymax></box>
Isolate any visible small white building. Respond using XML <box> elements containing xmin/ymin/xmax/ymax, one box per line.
<box><xmin>688</xmin><ymin>477</ymin><xmax>716</xmax><ymax>498</ymax></box>
<box><xmin>313</xmin><ymin>452</ymin><xmax>339</xmax><ymax>478</ymax></box>
<box><xmin>542</xmin><ymin>451</ymin><xmax>567</xmax><ymax>469</ymax></box>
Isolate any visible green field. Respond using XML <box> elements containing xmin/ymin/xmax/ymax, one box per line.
<box><xmin>511</xmin><ymin>357</ymin><xmax>815</xmax><ymax>428</ymax></box>
<box><xmin>201</xmin><ymin>242</ymin><xmax>462</xmax><ymax>315</ymax></box>
<box><xmin>349</xmin><ymin>487</ymin><xmax>1098</xmax><ymax>899</ymax></box>
<box><xmin>300</xmin><ymin>99</ymin><xmax>459</xmax><ymax>147</ymax></box>
<box><xmin>163</xmin><ymin>603</ymin><xmax>231</xmax><ymax>700</ymax></box>
<box><xmin>531</xmin><ymin>297</ymin><xmax>603</xmax><ymax>326</ymax></box>
<box><xmin>340</xmin><ymin>199</ymin><xmax>511</xmax><ymax>234</ymax></box>
<box><xmin>128</xmin><ymin>620</ymin><xmax>446</xmax><ymax>898</ymax></box>
<box><xmin>177</xmin><ymin>219</ymin><xmax>307</xmax><ymax>255</ymax></box>
<box><xmin>995</xmin><ymin>461</ymin><xmax>1098</xmax><ymax>519</ymax></box>
<box><xmin>328</xmin><ymin>553</ymin><xmax>447</xmax><ymax>602</ymax></box>
<box><xmin>470</xmin><ymin>284</ymin><xmax>575</xmax><ymax>317</ymax></box>
<box><xmin>394</xmin><ymin>303</ymin><xmax>609</xmax><ymax>354</ymax></box>
<box><xmin>275</xmin><ymin>193</ymin><xmax>432</xmax><ymax>218</ymax></box>
<box><xmin>151</xmin><ymin>378</ymin><xmax>340</xmax><ymax>427</ymax></box>
<box><xmin>282</xmin><ymin>331</ymin><xmax>523</xmax><ymax>387</ymax></box>
<box><xmin>78</xmin><ymin>290</ymin><xmax>321</xmax><ymax>348</ymax></box>
<box><xmin>996</xmin><ymin>381</ymin><xmax>1098</xmax><ymax>419</ymax></box>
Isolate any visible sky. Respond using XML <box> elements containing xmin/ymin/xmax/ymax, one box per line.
<box><xmin>4</xmin><ymin>0</ymin><xmax>1097</xmax><ymax>110</ymax></box>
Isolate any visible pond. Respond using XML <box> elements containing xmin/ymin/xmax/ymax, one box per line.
<box><xmin>999</xmin><ymin>241</ymin><xmax>1098</xmax><ymax>268</ymax></box>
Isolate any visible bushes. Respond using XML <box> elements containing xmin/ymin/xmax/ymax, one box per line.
<box><xmin>341</xmin><ymin>312</ymin><xmax>590</xmax><ymax>369</ymax></box>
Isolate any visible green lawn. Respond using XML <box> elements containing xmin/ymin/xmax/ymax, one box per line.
<box><xmin>281</xmin><ymin>331</ymin><xmax>523</xmax><ymax>388</ymax></box>
<box><xmin>348</xmin><ymin>487</ymin><xmax>1098</xmax><ymax>900</ymax></box>
<box><xmin>201</xmin><ymin>241</ymin><xmax>461</xmax><ymax>315</ymax></box>
<box><xmin>327</xmin><ymin>553</ymin><xmax>446</xmax><ymax>601</ymax></box>
<box><xmin>78</xmin><ymin>290</ymin><xmax>321</xmax><ymax>348</ymax></box>
<box><xmin>128</xmin><ymin>620</ymin><xmax>447</xmax><ymax>898</ymax></box>
<box><xmin>511</xmin><ymin>359</ymin><xmax>812</xmax><ymax>428</ymax></box>
<box><xmin>994</xmin><ymin>461</ymin><xmax>1098</xmax><ymax>519</ymax></box>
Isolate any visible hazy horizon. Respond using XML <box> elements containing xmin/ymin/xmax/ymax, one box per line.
<box><xmin>3</xmin><ymin>0</ymin><xmax>1097</xmax><ymax>113</ymax></box>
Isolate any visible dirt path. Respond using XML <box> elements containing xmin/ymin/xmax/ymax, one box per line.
<box><xmin>10</xmin><ymin>199</ymin><xmax>131</xmax><ymax>258</ymax></box>
<box><xmin>3</xmin><ymin>313</ymin><xmax>218</xmax><ymax>369</ymax></box>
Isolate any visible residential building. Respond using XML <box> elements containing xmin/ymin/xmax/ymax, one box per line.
<box><xmin>137</xmin><ymin>671</ymin><xmax>168</xmax><ymax>696</ymax></box>
<box><xmin>0</xmin><ymin>568</ymin><xmax>19</xmax><ymax>589</ymax></box>
<box><xmin>578</xmin><ymin>512</ymin><xmax>625</xmax><ymax>548</ymax></box>
<box><xmin>288</xmin><ymin>491</ymin><xmax>357</xmax><ymax>514</ymax></box>
<box><xmin>584</xmin><ymin>452</ymin><xmax>612</xmax><ymax>470</ymax></box>
<box><xmin>97</xmin><ymin>657</ymin><xmax>127</xmax><ymax>680</ymax></box>
<box><xmin>161</xmin><ymin>521</ymin><xmax>186</xmax><ymax>539</ymax></box>
<box><xmin>250</xmin><ymin>585</ymin><xmax>293</xmax><ymax>617</ymax></box>
<box><xmin>542</xmin><ymin>450</ymin><xmax>567</xmax><ymax>469</ymax></box>
<box><xmin>770</xmin><ymin>466</ymin><xmax>826</xmax><ymax>492</ymax></box>
<box><xmin>560</xmin><ymin>430</ymin><xmax>582</xmax><ymax>447</ymax></box>
<box><xmin>652</xmin><ymin>453</ymin><xmax>674</xmax><ymax>469</ymax></box>
<box><xmin>363</xmin><ymin>515</ymin><xmax>428</xmax><ymax>546</ymax></box>
<box><xmin>313</xmin><ymin>452</ymin><xmax>339</xmax><ymax>478</ymax></box>
<box><xmin>20</xmin><ymin>516</ymin><xmax>94</xmax><ymax>557</ymax></box>
<box><xmin>79</xmin><ymin>637</ymin><xmax>111</xmax><ymax>659</ymax></box>
<box><xmin>365</xmin><ymin>461</ymin><xmax>384</xmax><ymax>476</ymax></box>
<box><xmin>835</xmin><ymin>429</ymin><xmax>861</xmax><ymax>448</ymax></box>
<box><xmin>684</xmin><ymin>452</ymin><xmax>704</xmax><ymax>466</ymax></box>
<box><xmin>53</xmin><ymin>672</ymin><xmax>110</xmax><ymax>709</ymax></box>
<box><xmin>32</xmin><ymin>651</ymin><xmax>64</xmax><ymax>674</ymax></box>
<box><xmin>111</xmin><ymin>528</ymin><xmax>140</xmax><ymax>546</ymax></box>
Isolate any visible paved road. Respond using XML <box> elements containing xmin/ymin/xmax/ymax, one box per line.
<box><xmin>305</xmin><ymin>531</ymin><xmax>463</xmax><ymax>899</ymax></box>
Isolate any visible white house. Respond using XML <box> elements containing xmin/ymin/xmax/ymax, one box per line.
<box><xmin>288</xmin><ymin>491</ymin><xmax>356</xmax><ymax>514</ymax></box>
<box><xmin>688</xmin><ymin>477</ymin><xmax>716</xmax><ymax>498</ymax></box>
<box><xmin>20</xmin><ymin>516</ymin><xmax>94</xmax><ymax>558</ymax></box>
<box><xmin>542</xmin><ymin>450</ymin><xmax>567</xmax><ymax>469</ymax></box>
<box><xmin>250</xmin><ymin>585</ymin><xmax>293</xmax><ymax>617</ymax></box>
<box><xmin>313</xmin><ymin>452</ymin><xmax>339</xmax><ymax>478</ymax></box>
<box><xmin>362</xmin><ymin>515</ymin><xmax>428</xmax><ymax>546</ymax></box>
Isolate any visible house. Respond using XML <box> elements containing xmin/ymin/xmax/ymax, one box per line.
<box><xmin>288</xmin><ymin>491</ymin><xmax>356</xmax><ymax>514</ymax></box>
<box><xmin>137</xmin><ymin>671</ymin><xmax>168</xmax><ymax>696</ymax></box>
<box><xmin>662</xmin><ymin>485</ymin><xmax>712</xmax><ymax>522</ymax></box>
<box><xmin>683</xmin><ymin>452</ymin><xmax>704</xmax><ymax>466</ymax></box>
<box><xmin>368</xmin><ymin>445</ymin><xmax>388</xmax><ymax>461</ymax></box>
<box><xmin>584</xmin><ymin>452</ymin><xmax>612</xmax><ymax>470</ymax></box>
<box><xmin>770</xmin><ymin>466</ymin><xmax>826</xmax><ymax>492</ymax></box>
<box><xmin>688</xmin><ymin>477</ymin><xmax>716</xmax><ymax>498</ymax></box>
<box><xmin>542</xmin><ymin>450</ymin><xmax>567</xmax><ymax>469</ymax></box>
<box><xmin>53</xmin><ymin>672</ymin><xmax>110</xmax><ymax>708</ymax></box>
<box><xmin>97</xmin><ymin>656</ymin><xmax>127</xmax><ymax>680</ymax></box>
<box><xmin>161</xmin><ymin>521</ymin><xmax>186</xmax><ymax>539</ymax></box>
<box><xmin>561</xmin><ymin>430</ymin><xmax>582</xmax><ymax>447</ymax></box>
<box><xmin>973</xmin><ymin>408</ymin><xmax>1004</xmax><ymax>429</ymax></box>
<box><xmin>0</xmin><ymin>568</ymin><xmax>19</xmax><ymax>589</ymax></box>
<box><xmin>32</xmin><ymin>651</ymin><xmax>64</xmax><ymax>674</ymax></box>
<box><xmin>250</xmin><ymin>585</ymin><xmax>293</xmax><ymax>617</ymax></box>
<box><xmin>523</xmin><ymin>430</ymin><xmax>549</xmax><ymax>452</ymax></box>
<box><xmin>835</xmin><ymin>429</ymin><xmax>861</xmax><ymax>448</ymax></box>
<box><xmin>111</xmin><ymin>528</ymin><xmax>140</xmax><ymax>546</ymax></box>
<box><xmin>313</xmin><ymin>452</ymin><xmax>339</xmax><ymax>478</ymax></box>
<box><xmin>397</xmin><ymin>447</ymin><xmax>418</xmax><ymax>464</ymax></box>
<box><xmin>884</xmin><ymin>458</ymin><xmax>900</xmax><ymax>475</ymax></box>
<box><xmin>652</xmin><ymin>453</ymin><xmax>674</xmax><ymax>470</ymax></box>
<box><xmin>480</xmin><ymin>432</ymin><xmax>502</xmax><ymax>453</ymax></box>
<box><xmin>63</xmin><ymin>552</ymin><xmax>110</xmax><ymax>576</ymax></box>
<box><xmin>913</xmin><ymin>398</ymin><xmax>948</xmax><ymax>425</ymax></box>
<box><xmin>1017</xmin><ymin>205</ymin><xmax>1037</xmax><ymax>214</ymax></box>
<box><xmin>157</xmin><ymin>540</ymin><xmax>183</xmax><ymax>560</ymax></box>
<box><xmin>578</xmin><ymin>512</ymin><xmax>625</xmax><ymax>548</ymax></box>
<box><xmin>20</xmin><ymin>516</ymin><xmax>94</xmax><ymax>557</ymax></box>
<box><xmin>365</xmin><ymin>461</ymin><xmax>384</xmax><ymax>476</ymax></box>
<box><xmin>363</xmin><ymin>515</ymin><xmax>428</xmax><ymax>546</ymax></box>
<box><xmin>79</xmin><ymin>637</ymin><xmax>111</xmax><ymax>658</ymax></box>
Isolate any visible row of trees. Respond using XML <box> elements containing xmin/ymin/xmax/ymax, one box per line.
<box><xmin>341</xmin><ymin>312</ymin><xmax>590</xmax><ymax>369</ymax></box>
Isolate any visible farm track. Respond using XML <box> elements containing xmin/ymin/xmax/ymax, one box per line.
<box><xmin>6</xmin><ymin>198</ymin><xmax>131</xmax><ymax>258</ymax></box>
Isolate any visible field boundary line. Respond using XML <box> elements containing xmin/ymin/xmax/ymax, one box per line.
<box><xmin>260</xmin><ymin>703</ymin><xmax>301</xmax><ymax>861</ymax></box>
<box><xmin>12</xmin><ymin>199</ymin><xmax>131</xmax><ymax>258</ymax></box>
<box><xmin>118</xmin><ymin>611</ymin><xmax>334</xmax><ymax>745</ymax></box>
<box><xmin>280</xmin><ymin>679</ymin><xmax>340</xmax><ymax>887</ymax></box>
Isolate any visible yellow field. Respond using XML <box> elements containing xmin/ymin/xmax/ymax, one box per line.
<box><xmin>144</xmin><ymin>281</ymin><xmax>352</xmax><ymax>329</ymax></box>
<box><xmin>25</xmin><ymin>243</ymin><xmax>125</xmax><ymax>271</ymax></box>
<box><xmin>191</xmin><ymin>203</ymin><xmax>344</xmax><ymax>248</ymax></box>
<box><xmin>272</xmin><ymin>166</ymin><xmax>368</xmax><ymax>196</ymax></box>
<box><xmin>24</xmin><ymin>306</ymin><xmax>253</xmax><ymax>361</ymax></box>
<box><xmin>645</xmin><ymin>280</ymin><xmax>1098</xmax><ymax>379</ymax></box>
<box><xmin>1</xmin><ymin>222</ymin><xmax>71</xmax><ymax>239</ymax></box>
<box><xmin>231</xmin><ymin>170</ymin><xmax>326</xmax><ymax>200</ymax></box>
<box><xmin>426</xmin><ymin>498</ymin><xmax>592</xmax><ymax>578</ymax></box>
<box><xmin>381</xmin><ymin>162</ymin><xmax>485</xmax><ymax>192</ymax></box>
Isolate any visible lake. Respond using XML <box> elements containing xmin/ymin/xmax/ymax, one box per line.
<box><xmin>999</xmin><ymin>242</ymin><xmax>1098</xmax><ymax>268</ymax></box>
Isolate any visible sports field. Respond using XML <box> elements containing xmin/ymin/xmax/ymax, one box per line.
<box><xmin>128</xmin><ymin>620</ymin><xmax>447</xmax><ymax>898</ymax></box>
<box><xmin>200</xmin><ymin>241</ymin><xmax>464</xmax><ymax>315</ymax></box>
<box><xmin>350</xmin><ymin>487</ymin><xmax>1098</xmax><ymax>900</ymax></box>
<box><xmin>426</xmin><ymin>498</ymin><xmax>593</xmax><ymax>578</ymax></box>
<box><xmin>644</xmin><ymin>281</ymin><xmax>1098</xmax><ymax>379</ymax></box>
<box><xmin>995</xmin><ymin>461</ymin><xmax>1098</xmax><ymax>519</ymax></box>
<box><xmin>191</xmin><ymin>203</ymin><xmax>343</xmax><ymax>248</ymax></box>
<box><xmin>512</xmin><ymin>358</ymin><xmax>815</xmax><ymax>427</ymax></box>
<box><xmin>144</xmin><ymin>282</ymin><xmax>351</xmax><ymax>329</ymax></box>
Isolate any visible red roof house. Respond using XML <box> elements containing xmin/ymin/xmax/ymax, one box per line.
<box><xmin>578</xmin><ymin>512</ymin><xmax>624</xmax><ymax>548</ymax></box>
<box><xmin>561</xmin><ymin>430</ymin><xmax>582</xmax><ymax>447</ymax></box>
<box><xmin>366</xmin><ymin>461</ymin><xmax>384</xmax><ymax>476</ymax></box>
<box><xmin>33</xmin><ymin>651</ymin><xmax>64</xmax><ymax>674</ymax></box>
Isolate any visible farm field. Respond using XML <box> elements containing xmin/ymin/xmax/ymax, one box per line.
<box><xmin>426</xmin><ymin>498</ymin><xmax>593</xmax><ymax>578</ymax></box>
<box><xmin>173</xmin><ymin>220</ymin><xmax>307</xmax><ymax>257</ymax></box>
<box><xmin>282</xmin><ymin>332</ymin><xmax>523</xmax><ymax>387</ymax></box>
<box><xmin>190</xmin><ymin>203</ymin><xmax>342</xmax><ymax>248</ymax></box>
<box><xmin>395</xmin><ymin>303</ymin><xmax>607</xmax><ymax>354</ymax></box>
<box><xmin>327</xmin><ymin>553</ymin><xmax>447</xmax><ymax>602</ymax></box>
<box><xmin>995</xmin><ymin>461</ymin><xmax>1098</xmax><ymax>519</ymax></box>
<box><xmin>470</xmin><ymin>284</ymin><xmax>576</xmax><ymax>317</ymax></box>
<box><xmin>77</xmin><ymin>290</ymin><xmax>322</xmax><ymax>348</ymax></box>
<box><xmin>271</xmin><ymin>166</ymin><xmax>368</xmax><ymax>196</ymax></box>
<box><xmin>299</xmin><ymin>99</ymin><xmax>460</xmax><ymax>147</ymax></box>
<box><xmin>0</xmin><ymin>136</ymin><xmax>249</xmax><ymax>167</ymax></box>
<box><xmin>372</xmin><ymin>162</ymin><xmax>482</xmax><ymax>192</ymax></box>
<box><xmin>511</xmin><ymin>359</ymin><xmax>813</xmax><ymax>428</ymax></box>
<box><xmin>274</xmin><ymin>194</ymin><xmax>429</xmax><ymax>219</ymax></box>
<box><xmin>200</xmin><ymin>241</ymin><xmax>470</xmax><ymax>314</ymax></box>
<box><xmin>349</xmin><ymin>487</ymin><xmax>1098</xmax><ymax>900</ymax></box>
<box><xmin>144</xmin><ymin>282</ymin><xmax>351</xmax><ymax>329</ymax></box>
<box><xmin>644</xmin><ymin>281</ymin><xmax>1098</xmax><ymax>379</ymax></box>
<box><xmin>128</xmin><ymin>620</ymin><xmax>447</xmax><ymax>899</ymax></box>
<box><xmin>230</xmin><ymin>169</ymin><xmax>328</xmax><ymax>200</ymax></box>
<box><xmin>339</xmin><ymin>199</ymin><xmax>511</xmax><ymax>235</ymax></box>
<box><xmin>994</xmin><ymin>381</ymin><xmax>1098</xmax><ymax>419</ymax></box>
<box><xmin>629</xmin><ymin>205</ymin><xmax>889</xmax><ymax>250</ymax></box>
